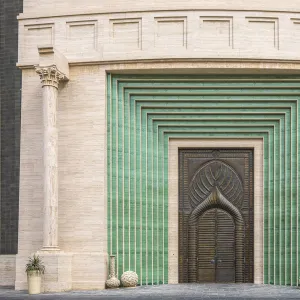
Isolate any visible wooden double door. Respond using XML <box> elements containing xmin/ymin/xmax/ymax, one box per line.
<box><xmin>197</xmin><ymin>208</ymin><xmax>236</xmax><ymax>282</ymax></box>
<box><xmin>178</xmin><ymin>149</ymin><xmax>254</xmax><ymax>283</ymax></box>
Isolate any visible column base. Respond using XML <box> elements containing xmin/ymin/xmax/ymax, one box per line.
<box><xmin>38</xmin><ymin>252</ymin><xmax>72</xmax><ymax>292</ymax></box>
<box><xmin>15</xmin><ymin>252</ymin><xmax>108</xmax><ymax>292</ymax></box>
<box><xmin>14</xmin><ymin>252</ymin><xmax>72</xmax><ymax>292</ymax></box>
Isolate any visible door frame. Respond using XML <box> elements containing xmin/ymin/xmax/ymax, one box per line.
<box><xmin>168</xmin><ymin>138</ymin><xmax>264</xmax><ymax>284</ymax></box>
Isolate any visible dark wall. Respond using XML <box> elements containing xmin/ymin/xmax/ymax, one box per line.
<box><xmin>0</xmin><ymin>0</ymin><xmax>23</xmax><ymax>254</ymax></box>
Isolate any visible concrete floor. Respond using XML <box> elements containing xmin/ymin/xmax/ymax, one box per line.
<box><xmin>1</xmin><ymin>284</ymin><xmax>300</xmax><ymax>300</ymax></box>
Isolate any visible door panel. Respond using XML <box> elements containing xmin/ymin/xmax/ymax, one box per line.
<box><xmin>178</xmin><ymin>149</ymin><xmax>254</xmax><ymax>283</ymax></box>
<box><xmin>215</xmin><ymin>209</ymin><xmax>235</xmax><ymax>283</ymax></box>
<box><xmin>197</xmin><ymin>209</ymin><xmax>216</xmax><ymax>282</ymax></box>
<box><xmin>197</xmin><ymin>208</ymin><xmax>235</xmax><ymax>283</ymax></box>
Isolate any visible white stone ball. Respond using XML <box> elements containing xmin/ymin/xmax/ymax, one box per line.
<box><xmin>120</xmin><ymin>271</ymin><xmax>138</xmax><ymax>287</ymax></box>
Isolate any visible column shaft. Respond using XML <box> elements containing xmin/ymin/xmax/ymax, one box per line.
<box><xmin>42</xmin><ymin>85</ymin><xmax>59</xmax><ymax>250</ymax></box>
<box><xmin>35</xmin><ymin>65</ymin><xmax>67</xmax><ymax>251</ymax></box>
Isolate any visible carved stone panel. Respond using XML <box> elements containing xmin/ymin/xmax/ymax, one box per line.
<box><xmin>179</xmin><ymin>149</ymin><xmax>254</xmax><ymax>283</ymax></box>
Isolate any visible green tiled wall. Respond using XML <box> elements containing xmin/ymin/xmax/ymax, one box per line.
<box><xmin>107</xmin><ymin>75</ymin><xmax>300</xmax><ymax>286</ymax></box>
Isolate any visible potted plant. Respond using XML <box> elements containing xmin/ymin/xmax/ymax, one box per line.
<box><xmin>25</xmin><ymin>254</ymin><xmax>45</xmax><ymax>294</ymax></box>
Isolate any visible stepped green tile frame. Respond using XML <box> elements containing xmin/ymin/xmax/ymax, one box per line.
<box><xmin>107</xmin><ymin>74</ymin><xmax>300</xmax><ymax>286</ymax></box>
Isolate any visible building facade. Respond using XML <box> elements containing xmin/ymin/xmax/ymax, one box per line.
<box><xmin>1</xmin><ymin>0</ymin><xmax>300</xmax><ymax>292</ymax></box>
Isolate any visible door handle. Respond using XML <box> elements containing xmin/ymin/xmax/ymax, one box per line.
<box><xmin>210</xmin><ymin>257</ymin><xmax>222</xmax><ymax>264</ymax></box>
<box><xmin>211</xmin><ymin>255</ymin><xmax>218</xmax><ymax>264</ymax></box>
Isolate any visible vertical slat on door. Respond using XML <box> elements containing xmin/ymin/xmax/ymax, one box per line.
<box><xmin>198</xmin><ymin>209</ymin><xmax>216</xmax><ymax>282</ymax></box>
<box><xmin>216</xmin><ymin>209</ymin><xmax>235</xmax><ymax>282</ymax></box>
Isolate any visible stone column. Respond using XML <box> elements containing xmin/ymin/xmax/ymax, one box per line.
<box><xmin>35</xmin><ymin>65</ymin><xmax>67</xmax><ymax>251</ymax></box>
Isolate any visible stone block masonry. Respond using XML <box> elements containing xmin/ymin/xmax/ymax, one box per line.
<box><xmin>14</xmin><ymin>0</ymin><xmax>300</xmax><ymax>291</ymax></box>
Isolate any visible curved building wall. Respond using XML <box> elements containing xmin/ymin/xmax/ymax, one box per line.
<box><xmin>21</xmin><ymin>0</ymin><xmax>300</xmax><ymax>16</ymax></box>
<box><xmin>15</xmin><ymin>0</ymin><xmax>300</xmax><ymax>292</ymax></box>
<box><xmin>17</xmin><ymin>8</ymin><xmax>300</xmax><ymax>66</ymax></box>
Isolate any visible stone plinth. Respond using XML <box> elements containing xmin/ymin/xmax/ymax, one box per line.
<box><xmin>38</xmin><ymin>252</ymin><xmax>72</xmax><ymax>292</ymax></box>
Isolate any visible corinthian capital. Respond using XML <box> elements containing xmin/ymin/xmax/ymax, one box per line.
<box><xmin>35</xmin><ymin>65</ymin><xmax>68</xmax><ymax>88</ymax></box>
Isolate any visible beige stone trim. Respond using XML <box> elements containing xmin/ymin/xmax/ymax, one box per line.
<box><xmin>17</xmin><ymin>9</ymin><xmax>300</xmax><ymax>66</ymax></box>
<box><xmin>19</xmin><ymin>60</ymin><xmax>300</xmax><ymax>74</ymax></box>
<box><xmin>19</xmin><ymin>0</ymin><xmax>300</xmax><ymax>20</ymax></box>
<box><xmin>108</xmin><ymin>60</ymin><xmax>300</xmax><ymax>72</ymax></box>
<box><xmin>168</xmin><ymin>138</ymin><xmax>263</xmax><ymax>284</ymax></box>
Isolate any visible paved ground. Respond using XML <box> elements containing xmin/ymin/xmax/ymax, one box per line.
<box><xmin>1</xmin><ymin>284</ymin><xmax>300</xmax><ymax>300</ymax></box>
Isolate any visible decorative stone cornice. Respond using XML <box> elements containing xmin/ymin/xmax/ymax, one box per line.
<box><xmin>35</xmin><ymin>65</ymin><xmax>68</xmax><ymax>88</ymax></box>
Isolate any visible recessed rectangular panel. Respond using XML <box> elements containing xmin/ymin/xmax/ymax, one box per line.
<box><xmin>198</xmin><ymin>269</ymin><xmax>215</xmax><ymax>282</ymax></box>
<box><xmin>67</xmin><ymin>21</ymin><xmax>97</xmax><ymax>54</ymax></box>
<box><xmin>23</xmin><ymin>24</ymin><xmax>54</xmax><ymax>60</ymax></box>
<box><xmin>199</xmin><ymin>17</ymin><xmax>233</xmax><ymax>48</ymax></box>
<box><xmin>110</xmin><ymin>18</ymin><xmax>142</xmax><ymax>50</ymax></box>
<box><xmin>245</xmin><ymin>17</ymin><xmax>279</xmax><ymax>49</ymax></box>
<box><xmin>155</xmin><ymin>17</ymin><xmax>187</xmax><ymax>48</ymax></box>
<box><xmin>290</xmin><ymin>19</ymin><xmax>300</xmax><ymax>51</ymax></box>
<box><xmin>216</xmin><ymin>269</ymin><xmax>235</xmax><ymax>283</ymax></box>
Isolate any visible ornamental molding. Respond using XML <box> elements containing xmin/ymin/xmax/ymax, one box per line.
<box><xmin>35</xmin><ymin>65</ymin><xmax>68</xmax><ymax>88</ymax></box>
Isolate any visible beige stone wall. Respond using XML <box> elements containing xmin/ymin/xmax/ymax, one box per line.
<box><xmin>17</xmin><ymin>0</ymin><xmax>300</xmax><ymax>288</ymax></box>
<box><xmin>18</xmin><ymin>68</ymin><xmax>44</xmax><ymax>255</ymax></box>
<box><xmin>0</xmin><ymin>256</ymin><xmax>16</xmax><ymax>286</ymax></box>
<box><xmin>18</xmin><ymin>66</ymin><xmax>107</xmax><ymax>255</ymax></box>
<box><xmin>17</xmin><ymin>59</ymin><xmax>300</xmax><ymax>290</ymax></box>
<box><xmin>58</xmin><ymin>65</ymin><xmax>106</xmax><ymax>254</ymax></box>
<box><xmin>22</xmin><ymin>0</ymin><xmax>300</xmax><ymax>17</ymax></box>
<box><xmin>17</xmin><ymin>8</ymin><xmax>300</xmax><ymax>67</ymax></box>
<box><xmin>16</xmin><ymin>65</ymin><xmax>107</xmax><ymax>290</ymax></box>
